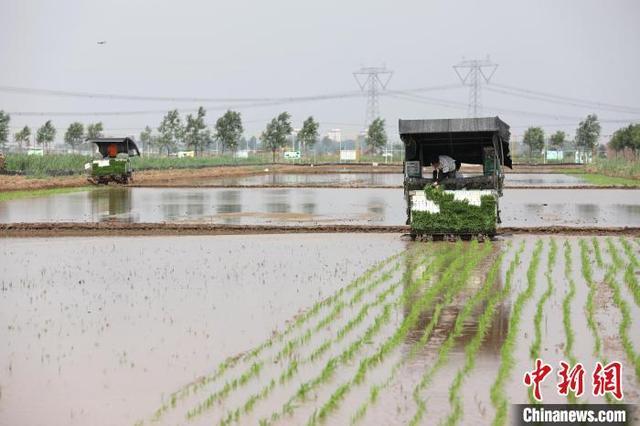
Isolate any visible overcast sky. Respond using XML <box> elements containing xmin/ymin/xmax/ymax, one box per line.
<box><xmin>1</xmin><ymin>0</ymin><xmax>639</xmax><ymax>143</ymax></box>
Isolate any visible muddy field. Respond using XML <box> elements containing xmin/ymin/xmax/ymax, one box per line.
<box><xmin>0</xmin><ymin>186</ymin><xmax>638</xmax><ymax>228</ymax></box>
<box><xmin>1</xmin><ymin>235</ymin><xmax>639</xmax><ymax>426</ymax></box>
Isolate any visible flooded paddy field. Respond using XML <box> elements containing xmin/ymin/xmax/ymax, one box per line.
<box><xmin>1</xmin><ymin>234</ymin><xmax>639</xmax><ymax>425</ymax></box>
<box><xmin>165</xmin><ymin>172</ymin><xmax>590</xmax><ymax>188</ymax></box>
<box><xmin>0</xmin><ymin>187</ymin><xmax>638</xmax><ymax>228</ymax></box>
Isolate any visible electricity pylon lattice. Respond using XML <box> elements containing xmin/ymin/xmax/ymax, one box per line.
<box><xmin>453</xmin><ymin>57</ymin><xmax>498</xmax><ymax>117</ymax></box>
<box><xmin>353</xmin><ymin>66</ymin><xmax>393</xmax><ymax>130</ymax></box>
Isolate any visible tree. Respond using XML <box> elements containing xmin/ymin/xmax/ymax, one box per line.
<box><xmin>183</xmin><ymin>107</ymin><xmax>210</xmax><ymax>156</ymax></box>
<box><xmin>609</xmin><ymin>124</ymin><xmax>640</xmax><ymax>154</ymax></box>
<box><xmin>261</xmin><ymin>112</ymin><xmax>292</xmax><ymax>163</ymax></box>
<box><xmin>64</xmin><ymin>122</ymin><xmax>85</xmax><ymax>152</ymax></box>
<box><xmin>297</xmin><ymin>116</ymin><xmax>319</xmax><ymax>154</ymax></box>
<box><xmin>14</xmin><ymin>126</ymin><xmax>31</xmax><ymax>151</ymax></box>
<box><xmin>214</xmin><ymin>110</ymin><xmax>243</xmax><ymax>154</ymax></box>
<box><xmin>549</xmin><ymin>130</ymin><xmax>566</xmax><ymax>150</ymax></box>
<box><xmin>86</xmin><ymin>122</ymin><xmax>104</xmax><ymax>139</ymax></box>
<box><xmin>139</xmin><ymin>126</ymin><xmax>155</xmax><ymax>155</ymax></box>
<box><xmin>157</xmin><ymin>109</ymin><xmax>183</xmax><ymax>156</ymax></box>
<box><xmin>366</xmin><ymin>118</ymin><xmax>387</xmax><ymax>154</ymax></box>
<box><xmin>247</xmin><ymin>136</ymin><xmax>258</xmax><ymax>151</ymax></box>
<box><xmin>522</xmin><ymin>127</ymin><xmax>545</xmax><ymax>159</ymax></box>
<box><xmin>0</xmin><ymin>111</ymin><xmax>10</xmax><ymax>149</ymax></box>
<box><xmin>36</xmin><ymin>120</ymin><xmax>56</xmax><ymax>152</ymax></box>
<box><xmin>575</xmin><ymin>114</ymin><xmax>601</xmax><ymax>155</ymax></box>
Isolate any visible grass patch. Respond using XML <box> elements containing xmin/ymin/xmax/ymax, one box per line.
<box><xmin>411</xmin><ymin>186</ymin><xmax>497</xmax><ymax>235</ymax></box>
<box><xmin>0</xmin><ymin>186</ymin><xmax>92</xmax><ymax>202</ymax></box>
<box><xmin>570</xmin><ymin>173</ymin><xmax>640</xmax><ymax>187</ymax></box>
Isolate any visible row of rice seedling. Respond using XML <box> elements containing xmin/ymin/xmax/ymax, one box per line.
<box><xmin>591</xmin><ymin>237</ymin><xmax>604</xmax><ymax>268</ymax></box>
<box><xmin>193</xmin><ymin>248</ymin><xmax>444</xmax><ymax>423</ymax></box>
<box><xmin>442</xmin><ymin>241</ymin><xmax>525</xmax><ymax>426</ymax></box>
<box><xmin>604</xmin><ymin>239</ymin><xmax>640</xmax><ymax>381</ymax></box>
<box><xmin>489</xmin><ymin>239</ymin><xmax>544</xmax><ymax>426</ymax></box>
<box><xmin>311</xmin><ymin>241</ymin><xmax>494</xmax><ymax>425</ymax></box>
<box><xmin>410</xmin><ymin>245</ymin><xmax>506</xmax><ymax>426</ymax></box>
<box><xmin>561</xmin><ymin>241</ymin><xmax>578</xmax><ymax>402</ymax></box>
<box><xmin>153</xmin><ymin>250</ymin><xmax>409</xmax><ymax>419</ymax></box>
<box><xmin>349</xmin><ymin>241</ymin><xmax>504</xmax><ymax>425</ymax></box>
<box><xmin>260</xmin><ymin>244</ymin><xmax>471</xmax><ymax>426</ymax></box>
<box><xmin>579</xmin><ymin>240</ymin><xmax>602</xmax><ymax>359</ymax></box>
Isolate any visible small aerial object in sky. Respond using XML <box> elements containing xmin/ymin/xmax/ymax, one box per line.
<box><xmin>97</xmin><ymin>41</ymin><xmax>107</xmax><ymax>45</ymax></box>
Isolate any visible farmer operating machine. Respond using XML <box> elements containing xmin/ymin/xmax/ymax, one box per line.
<box><xmin>85</xmin><ymin>137</ymin><xmax>141</xmax><ymax>185</ymax></box>
<box><xmin>400</xmin><ymin>117</ymin><xmax>512</xmax><ymax>239</ymax></box>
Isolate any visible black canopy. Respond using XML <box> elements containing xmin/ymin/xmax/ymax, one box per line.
<box><xmin>86</xmin><ymin>137</ymin><xmax>140</xmax><ymax>157</ymax></box>
<box><xmin>399</xmin><ymin>117</ymin><xmax>512</xmax><ymax>169</ymax></box>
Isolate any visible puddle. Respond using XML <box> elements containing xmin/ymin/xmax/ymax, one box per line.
<box><xmin>0</xmin><ymin>187</ymin><xmax>638</xmax><ymax>228</ymax></box>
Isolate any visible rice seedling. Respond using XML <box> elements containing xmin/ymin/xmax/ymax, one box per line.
<box><xmin>260</xmin><ymin>244</ymin><xmax>470</xmax><ymax>426</ymax></box>
<box><xmin>489</xmin><ymin>239</ymin><xmax>544</xmax><ymax>426</ymax></box>
<box><xmin>349</xmin><ymin>241</ymin><xmax>506</xmax><ymax>426</ymax></box>
<box><xmin>560</xmin><ymin>241</ymin><xmax>579</xmax><ymax>403</ymax></box>
<box><xmin>620</xmin><ymin>238</ymin><xmax>639</xmax><ymax>268</ymax></box>
<box><xmin>442</xmin><ymin>241</ymin><xmax>525</xmax><ymax>426</ymax></box>
<box><xmin>591</xmin><ymin>238</ymin><xmax>604</xmax><ymax>268</ymax></box>
<box><xmin>153</xmin><ymin>250</ymin><xmax>408</xmax><ymax>419</ymax></box>
<box><xmin>604</xmin><ymin>239</ymin><xmax>640</xmax><ymax>381</ymax></box>
<box><xmin>410</xmin><ymin>246</ymin><xmax>506</xmax><ymax>426</ymax></box>
<box><xmin>311</xmin><ymin>241</ymin><xmax>494</xmax><ymax>425</ymax></box>
<box><xmin>579</xmin><ymin>239</ymin><xmax>602</xmax><ymax>358</ymax></box>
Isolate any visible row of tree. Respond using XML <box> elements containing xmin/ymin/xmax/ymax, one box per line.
<box><xmin>140</xmin><ymin>108</ymin><xmax>389</xmax><ymax>160</ymax></box>
<box><xmin>0</xmin><ymin>111</ymin><xmax>105</xmax><ymax>152</ymax></box>
<box><xmin>522</xmin><ymin>114</ymin><xmax>602</xmax><ymax>156</ymax></box>
<box><xmin>0</xmin><ymin>107</ymin><xmax>389</xmax><ymax>159</ymax></box>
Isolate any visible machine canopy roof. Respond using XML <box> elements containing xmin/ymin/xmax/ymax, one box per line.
<box><xmin>86</xmin><ymin>137</ymin><xmax>140</xmax><ymax>157</ymax></box>
<box><xmin>399</xmin><ymin>117</ymin><xmax>512</xmax><ymax>168</ymax></box>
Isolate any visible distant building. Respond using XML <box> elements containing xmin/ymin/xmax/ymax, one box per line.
<box><xmin>326</xmin><ymin>128</ymin><xmax>342</xmax><ymax>143</ymax></box>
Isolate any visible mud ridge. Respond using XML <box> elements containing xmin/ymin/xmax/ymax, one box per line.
<box><xmin>1</xmin><ymin>223</ymin><xmax>639</xmax><ymax>237</ymax></box>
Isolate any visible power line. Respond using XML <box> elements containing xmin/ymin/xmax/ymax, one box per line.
<box><xmin>0</xmin><ymin>84</ymin><xmax>364</xmax><ymax>104</ymax></box>
<box><xmin>486</xmin><ymin>84</ymin><xmax>640</xmax><ymax>114</ymax></box>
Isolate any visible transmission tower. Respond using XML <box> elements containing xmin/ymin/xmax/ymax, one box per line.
<box><xmin>353</xmin><ymin>66</ymin><xmax>393</xmax><ymax>129</ymax></box>
<box><xmin>453</xmin><ymin>57</ymin><xmax>498</xmax><ymax>117</ymax></box>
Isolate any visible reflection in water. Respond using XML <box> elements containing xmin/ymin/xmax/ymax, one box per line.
<box><xmin>90</xmin><ymin>188</ymin><xmax>134</xmax><ymax>222</ymax></box>
<box><xmin>575</xmin><ymin>203</ymin><xmax>600</xmax><ymax>219</ymax></box>
<box><xmin>264</xmin><ymin>189</ymin><xmax>291</xmax><ymax>214</ymax></box>
<box><xmin>367</xmin><ymin>196</ymin><xmax>386</xmax><ymax>217</ymax></box>
<box><xmin>216</xmin><ymin>190</ymin><xmax>242</xmax><ymax>213</ymax></box>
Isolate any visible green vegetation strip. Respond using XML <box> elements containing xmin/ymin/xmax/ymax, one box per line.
<box><xmin>152</xmin><ymin>250</ymin><xmax>406</xmax><ymax>420</ymax></box>
<box><xmin>0</xmin><ymin>186</ymin><xmax>91</xmax><ymax>202</ymax></box>
<box><xmin>579</xmin><ymin>240</ymin><xmax>602</xmax><ymax>358</ymax></box>
<box><xmin>591</xmin><ymin>237</ymin><xmax>604</xmax><ymax>269</ymax></box>
<box><xmin>260</xmin><ymin>243</ymin><xmax>469</xmax><ymax>426</ymax></box>
<box><xmin>561</xmin><ymin>241</ymin><xmax>578</xmax><ymax>402</ymax></box>
<box><xmin>410</xmin><ymin>245</ymin><xmax>505</xmax><ymax>426</ymax></box>
<box><xmin>442</xmin><ymin>241</ymin><xmax>525</xmax><ymax>426</ymax></box>
<box><xmin>605</xmin><ymin>239</ymin><xmax>640</xmax><ymax>381</ymax></box>
<box><xmin>620</xmin><ymin>238</ymin><xmax>640</xmax><ymax>308</ymax></box>
<box><xmin>349</xmin><ymin>241</ymin><xmax>504</xmax><ymax>426</ymax></box>
<box><xmin>489</xmin><ymin>239</ymin><xmax>544</xmax><ymax>426</ymax></box>
<box><xmin>571</xmin><ymin>173</ymin><xmax>640</xmax><ymax>187</ymax></box>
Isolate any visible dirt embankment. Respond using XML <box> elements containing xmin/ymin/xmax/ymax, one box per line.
<box><xmin>0</xmin><ymin>163</ymin><xmax>402</xmax><ymax>192</ymax></box>
<box><xmin>1</xmin><ymin>222</ymin><xmax>639</xmax><ymax>238</ymax></box>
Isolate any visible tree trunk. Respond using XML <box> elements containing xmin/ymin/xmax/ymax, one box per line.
<box><xmin>272</xmin><ymin>149</ymin><xmax>276</xmax><ymax>163</ymax></box>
